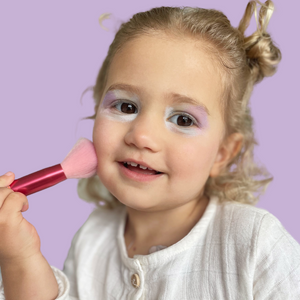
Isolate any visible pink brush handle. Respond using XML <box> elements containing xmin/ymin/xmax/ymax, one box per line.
<box><xmin>9</xmin><ymin>164</ymin><xmax>67</xmax><ymax>196</ymax></box>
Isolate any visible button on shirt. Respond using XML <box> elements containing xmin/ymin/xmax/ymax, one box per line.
<box><xmin>131</xmin><ymin>274</ymin><xmax>140</xmax><ymax>288</ymax></box>
<box><xmin>1</xmin><ymin>195</ymin><xmax>300</xmax><ymax>299</ymax></box>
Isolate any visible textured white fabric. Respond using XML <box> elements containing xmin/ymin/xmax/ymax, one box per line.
<box><xmin>0</xmin><ymin>195</ymin><xmax>300</xmax><ymax>299</ymax></box>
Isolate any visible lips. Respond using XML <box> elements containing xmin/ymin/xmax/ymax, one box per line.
<box><xmin>118</xmin><ymin>162</ymin><xmax>163</xmax><ymax>182</ymax></box>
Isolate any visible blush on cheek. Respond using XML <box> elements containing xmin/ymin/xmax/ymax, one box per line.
<box><xmin>176</xmin><ymin>144</ymin><xmax>216</xmax><ymax>176</ymax></box>
<box><xmin>93</xmin><ymin>122</ymin><xmax>112</xmax><ymax>161</ymax></box>
<box><xmin>92</xmin><ymin>119</ymin><xmax>118</xmax><ymax>180</ymax></box>
<box><xmin>93</xmin><ymin>118</ymin><xmax>117</xmax><ymax>146</ymax></box>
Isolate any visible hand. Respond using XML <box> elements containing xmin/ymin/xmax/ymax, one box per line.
<box><xmin>0</xmin><ymin>172</ymin><xmax>41</xmax><ymax>266</ymax></box>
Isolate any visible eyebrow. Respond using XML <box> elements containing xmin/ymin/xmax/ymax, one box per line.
<box><xmin>105</xmin><ymin>83</ymin><xmax>210</xmax><ymax>116</ymax></box>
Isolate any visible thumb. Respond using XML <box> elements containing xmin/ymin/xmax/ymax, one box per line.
<box><xmin>0</xmin><ymin>172</ymin><xmax>15</xmax><ymax>188</ymax></box>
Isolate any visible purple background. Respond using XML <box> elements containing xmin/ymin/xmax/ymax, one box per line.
<box><xmin>0</xmin><ymin>0</ymin><xmax>299</xmax><ymax>270</ymax></box>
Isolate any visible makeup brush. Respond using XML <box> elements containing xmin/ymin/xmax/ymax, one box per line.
<box><xmin>9</xmin><ymin>138</ymin><xmax>98</xmax><ymax>196</ymax></box>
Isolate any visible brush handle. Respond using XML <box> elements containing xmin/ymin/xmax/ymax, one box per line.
<box><xmin>9</xmin><ymin>164</ymin><xmax>67</xmax><ymax>196</ymax></box>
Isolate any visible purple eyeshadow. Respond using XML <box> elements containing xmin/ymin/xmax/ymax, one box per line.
<box><xmin>101</xmin><ymin>91</ymin><xmax>117</xmax><ymax>108</ymax></box>
<box><xmin>180</xmin><ymin>105</ymin><xmax>209</xmax><ymax>129</ymax></box>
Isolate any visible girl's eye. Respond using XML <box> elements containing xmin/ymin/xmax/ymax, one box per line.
<box><xmin>169</xmin><ymin>114</ymin><xmax>196</xmax><ymax>127</ymax></box>
<box><xmin>114</xmin><ymin>101</ymin><xmax>138</xmax><ymax>114</ymax></box>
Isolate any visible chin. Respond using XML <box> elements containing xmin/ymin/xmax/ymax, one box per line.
<box><xmin>116</xmin><ymin>196</ymin><xmax>158</xmax><ymax>212</ymax></box>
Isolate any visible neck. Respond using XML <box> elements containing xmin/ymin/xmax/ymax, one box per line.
<box><xmin>124</xmin><ymin>194</ymin><xmax>209</xmax><ymax>256</ymax></box>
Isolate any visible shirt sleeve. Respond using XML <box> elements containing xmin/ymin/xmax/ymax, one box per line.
<box><xmin>0</xmin><ymin>271</ymin><xmax>4</xmax><ymax>300</ymax></box>
<box><xmin>51</xmin><ymin>266</ymin><xmax>73</xmax><ymax>300</ymax></box>
<box><xmin>60</xmin><ymin>230</ymin><xmax>80</xmax><ymax>299</ymax></box>
<box><xmin>253</xmin><ymin>212</ymin><xmax>300</xmax><ymax>299</ymax></box>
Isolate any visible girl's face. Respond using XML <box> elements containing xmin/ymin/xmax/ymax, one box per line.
<box><xmin>93</xmin><ymin>34</ymin><xmax>225</xmax><ymax>211</ymax></box>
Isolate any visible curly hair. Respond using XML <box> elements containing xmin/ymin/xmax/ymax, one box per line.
<box><xmin>78</xmin><ymin>0</ymin><xmax>281</xmax><ymax>208</ymax></box>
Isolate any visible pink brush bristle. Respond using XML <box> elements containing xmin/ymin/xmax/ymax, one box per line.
<box><xmin>61</xmin><ymin>138</ymin><xmax>98</xmax><ymax>179</ymax></box>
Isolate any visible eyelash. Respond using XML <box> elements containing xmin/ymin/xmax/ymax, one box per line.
<box><xmin>112</xmin><ymin>100</ymin><xmax>138</xmax><ymax>114</ymax></box>
<box><xmin>169</xmin><ymin>112</ymin><xmax>198</xmax><ymax>127</ymax></box>
<box><xmin>111</xmin><ymin>100</ymin><xmax>198</xmax><ymax>127</ymax></box>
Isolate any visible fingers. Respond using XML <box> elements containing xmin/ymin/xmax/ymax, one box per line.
<box><xmin>0</xmin><ymin>172</ymin><xmax>16</xmax><ymax>209</ymax></box>
<box><xmin>0</xmin><ymin>186</ymin><xmax>15</xmax><ymax>208</ymax></box>
<box><xmin>0</xmin><ymin>172</ymin><xmax>15</xmax><ymax>188</ymax></box>
<box><xmin>0</xmin><ymin>192</ymin><xmax>29</xmax><ymax>226</ymax></box>
<box><xmin>21</xmin><ymin>202</ymin><xmax>29</xmax><ymax>212</ymax></box>
<box><xmin>1</xmin><ymin>192</ymin><xmax>28</xmax><ymax>216</ymax></box>
<box><xmin>0</xmin><ymin>172</ymin><xmax>29</xmax><ymax>219</ymax></box>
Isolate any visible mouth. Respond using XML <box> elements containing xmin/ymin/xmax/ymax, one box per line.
<box><xmin>120</xmin><ymin>161</ymin><xmax>163</xmax><ymax>175</ymax></box>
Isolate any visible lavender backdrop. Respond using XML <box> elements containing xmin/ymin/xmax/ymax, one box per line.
<box><xmin>0</xmin><ymin>0</ymin><xmax>299</xmax><ymax>270</ymax></box>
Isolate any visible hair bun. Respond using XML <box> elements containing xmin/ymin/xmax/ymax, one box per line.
<box><xmin>238</xmin><ymin>0</ymin><xmax>281</xmax><ymax>83</ymax></box>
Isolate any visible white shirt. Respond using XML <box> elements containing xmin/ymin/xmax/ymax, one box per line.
<box><xmin>1</xmin><ymin>195</ymin><xmax>300</xmax><ymax>299</ymax></box>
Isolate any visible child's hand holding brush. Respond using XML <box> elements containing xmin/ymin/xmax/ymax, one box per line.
<box><xmin>0</xmin><ymin>172</ymin><xmax>59</xmax><ymax>299</ymax></box>
<box><xmin>0</xmin><ymin>138</ymin><xmax>97</xmax><ymax>299</ymax></box>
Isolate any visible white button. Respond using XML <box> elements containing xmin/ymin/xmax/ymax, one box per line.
<box><xmin>131</xmin><ymin>273</ymin><xmax>140</xmax><ymax>288</ymax></box>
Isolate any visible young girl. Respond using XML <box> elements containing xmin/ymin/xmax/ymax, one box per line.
<box><xmin>0</xmin><ymin>0</ymin><xmax>299</xmax><ymax>299</ymax></box>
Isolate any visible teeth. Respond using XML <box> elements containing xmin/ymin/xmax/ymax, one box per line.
<box><xmin>125</xmin><ymin>161</ymin><xmax>154</xmax><ymax>171</ymax></box>
<box><xmin>128</xmin><ymin>162</ymin><xmax>138</xmax><ymax>167</ymax></box>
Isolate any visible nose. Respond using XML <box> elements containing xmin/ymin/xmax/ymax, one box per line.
<box><xmin>124</xmin><ymin>111</ymin><xmax>162</xmax><ymax>152</ymax></box>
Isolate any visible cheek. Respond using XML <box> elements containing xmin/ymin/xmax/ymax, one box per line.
<box><xmin>171</xmin><ymin>139</ymin><xmax>218</xmax><ymax>179</ymax></box>
<box><xmin>93</xmin><ymin>117</ymin><xmax>121</xmax><ymax>160</ymax></box>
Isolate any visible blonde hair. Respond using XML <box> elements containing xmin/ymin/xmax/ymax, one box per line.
<box><xmin>78</xmin><ymin>0</ymin><xmax>281</xmax><ymax>208</ymax></box>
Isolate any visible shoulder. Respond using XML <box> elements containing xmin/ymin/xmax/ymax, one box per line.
<box><xmin>209</xmin><ymin>199</ymin><xmax>300</xmax><ymax>258</ymax></box>
<box><xmin>217</xmin><ymin>199</ymin><xmax>270</xmax><ymax>224</ymax></box>
<box><xmin>216</xmin><ymin>202</ymin><xmax>300</xmax><ymax>296</ymax></box>
<box><xmin>215</xmin><ymin>198</ymin><xmax>300</xmax><ymax>256</ymax></box>
<box><xmin>210</xmin><ymin>199</ymin><xmax>272</xmax><ymax>244</ymax></box>
<box><xmin>209</xmin><ymin>199</ymin><xmax>300</xmax><ymax>289</ymax></box>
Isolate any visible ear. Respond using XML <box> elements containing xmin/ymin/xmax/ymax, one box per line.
<box><xmin>209</xmin><ymin>133</ymin><xmax>243</xmax><ymax>178</ymax></box>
